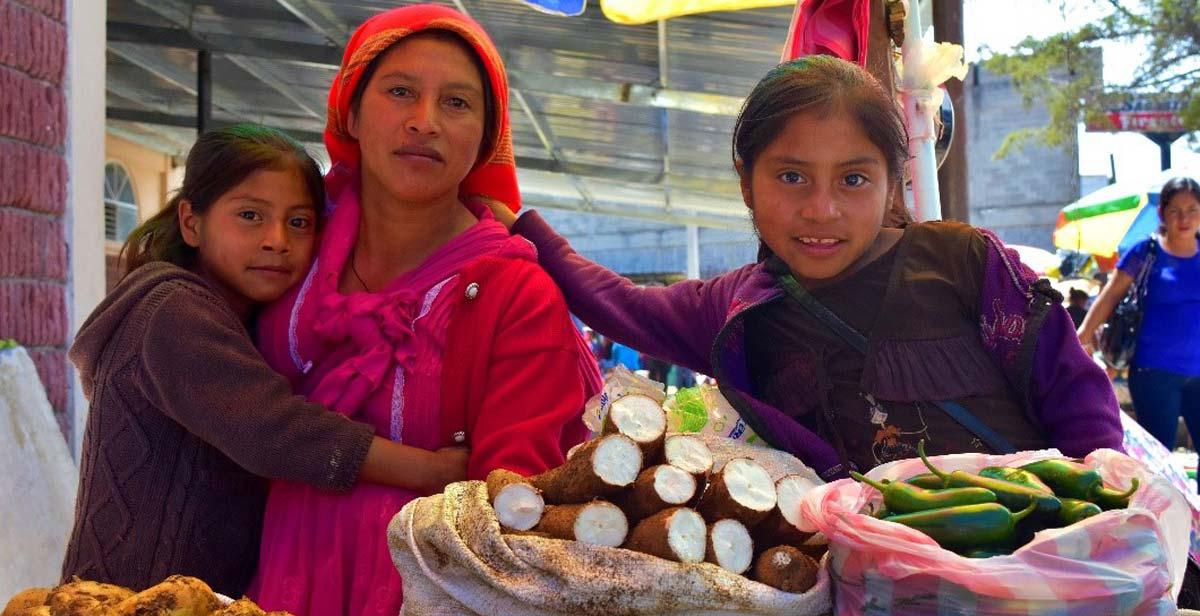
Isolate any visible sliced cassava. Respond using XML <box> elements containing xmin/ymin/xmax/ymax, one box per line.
<box><xmin>697</xmin><ymin>458</ymin><xmax>777</xmax><ymax>527</ymax></box>
<box><xmin>530</xmin><ymin>434</ymin><xmax>642</xmax><ymax>504</ymax></box>
<box><xmin>614</xmin><ymin>464</ymin><xmax>697</xmax><ymax>521</ymax></box>
<box><xmin>623</xmin><ymin>507</ymin><xmax>707</xmax><ymax>564</ymax></box>
<box><xmin>661</xmin><ymin>435</ymin><xmax>714</xmax><ymax>477</ymax></box>
<box><xmin>533</xmin><ymin>501</ymin><xmax>628</xmax><ymax>547</ymax></box>
<box><xmin>486</xmin><ymin>468</ymin><xmax>544</xmax><ymax>531</ymax></box>
<box><xmin>753</xmin><ymin>474</ymin><xmax>818</xmax><ymax>549</ymax></box>
<box><xmin>602</xmin><ymin>394</ymin><xmax>667</xmax><ymax>457</ymax></box>
<box><xmin>705</xmin><ymin>519</ymin><xmax>754</xmax><ymax>575</ymax></box>
<box><xmin>753</xmin><ymin>545</ymin><xmax>819</xmax><ymax>594</ymax></box>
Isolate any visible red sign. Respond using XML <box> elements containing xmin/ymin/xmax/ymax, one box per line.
<box><xmin>1090</xmin><ymin>110</ymin><xmax>1187</xmax><ymax>133</ymax></box>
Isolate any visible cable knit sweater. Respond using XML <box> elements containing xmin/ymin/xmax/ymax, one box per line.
<box><xmin>61</xmin><ymin>262</ymin><xmax>374</xmax><ymax>596</ymax></box>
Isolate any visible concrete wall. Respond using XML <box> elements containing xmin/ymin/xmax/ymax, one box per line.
<box><xmin>538</xmin><ymin>209</ymin><xmax>757</xmax><ymax>280</ymax></box>
<box><xmin>966</xmin><ymin>66</ymin><xmax>1081</xmax><ymax>249</ymax></box>
<box><xmin>0</xmin><ymin>0</ymin><xmax>71</xmax><ymax>435</ymax></box>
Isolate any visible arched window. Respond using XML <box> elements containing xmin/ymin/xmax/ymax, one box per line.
<box><xmin>103</xmin><ymin>162</ymin><xmax>138</xmax><ymax>242</ymax></box>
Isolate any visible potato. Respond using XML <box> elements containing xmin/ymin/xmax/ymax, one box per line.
<box><xmin>115</xmin><ymin>576</ymin><xmax>220</xmax><ymax>616</ymax></box>
<box><xmin>2</xmin><ymin>588</ymin><xmax>50</xmax><ymax>616</ymax></box>
<box><xmin>211</xmin><ymin>598</ymin><xmax>264</xmax><ymax>616</ymax></box>
<box><xmin>46</xmin><ymin>580</ymin><xmax>133</xmax><ymax>616</ymax></box>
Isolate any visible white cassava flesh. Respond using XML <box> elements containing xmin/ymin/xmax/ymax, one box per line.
<box><xmin>594</xmin><ymin>435</ymin><xmax>642</xmax><ymax>487</ymax></box>
<box><xmin>663</xmin><ymin>435</ymin><xmax>713</xmax><ymax>476</ymax></box>
<box><xmin>666</xmin><ymin>508</ymin><xmax>707</xmax><ymax>563</ymax></box>
<box><xmin>616</xmin><ymin>464</ymin><xmax>697</xmax><ymax>521</ymax></box>
<box><xmin>625</xmin><ymin>507</ymin><xmax>707</xmax><ymax>563</ymax></box>
<box><xmin>535</xmin><ymin>501</ymin><xmax>629</xmax><ymax>547</ymax></box>
<box><xmin>606</xmin><ymin>395</ymin><xmax>667</xmax><ymax>445</ymax></box>
<box><xmin>706</xmin><ymin>519</ymin><xmax>754</xmax><ymax>574</ymax></box>
<box><xmin>575</xmin><ymin>501</ymin><xmax>629</xmax><ymax>547</ymax></box>
<box><xmin>698</xmin><ymin>458</ymin><xmax>777</xmax><ymax>526</ymax></box>
<box><xmin>653</xmin><ymin>465</ymin><xmax>696</xmax><ymax>505</ymax></box>
<box><xmin>776</xmin><ymin>475</ymin><xmax>817</xmax><ymax>527</ymax></box>
<box><xmin>753</xmin><ymin>474</ymin><xmax>818</xmax><ymax>548</ymax></box>
<box><xmin>530</xmin><ymin>434</ymin><xmax>642</xmax><ymax>504</ymax></box>
<box><xmin>489</xmin><ymin>473</ymin><xmax>544</xmax><ymax>532</ymax></box>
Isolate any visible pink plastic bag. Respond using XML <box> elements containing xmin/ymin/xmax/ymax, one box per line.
<box><xmin>798</xmin><ymin>448</ymin><xmax>1190</xmax><ymax>615</ymax></box>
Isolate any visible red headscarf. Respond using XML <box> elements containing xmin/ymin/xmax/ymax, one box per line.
<box><xmin>324</xmin><ymin>4</ymin><xmax>519</xmax><ymax>212</ymax></box>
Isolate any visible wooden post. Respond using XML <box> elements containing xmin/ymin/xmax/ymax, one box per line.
<box><xmin>933</xmin><ymin>0</ymin><xmax>969</xmax><ymax>222</ymax></box>
<box><xmin>865</xmin><ymin>0</ymin><xmax>912</xmax><ymax>225</ymax></box>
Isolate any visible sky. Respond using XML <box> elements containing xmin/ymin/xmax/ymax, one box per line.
<box><xmin>961</xmin><ymin>0</ymin><xmax>1200</xmax><ymax>191</ymax></box>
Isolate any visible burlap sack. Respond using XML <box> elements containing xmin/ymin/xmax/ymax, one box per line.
<box><xmin>388</xmin><ymin>436</ymin><xmax>831</xmax><ymax>616</ymax></box>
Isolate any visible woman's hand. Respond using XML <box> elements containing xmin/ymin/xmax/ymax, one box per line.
<box><xmin>485</xmin><ymin>199</ymin><xmax>519</xmax><ymax>231</ymax></box>
<box><xmin>423</xmin><ymin>446</ymin><xmax>470</xmax><ymax>494</ymax></box>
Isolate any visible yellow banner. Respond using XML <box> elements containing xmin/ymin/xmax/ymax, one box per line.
<box><xmin>601</xmin><ymin>0</ymin><xmax>796</xmax><ymax>25</ymax></box>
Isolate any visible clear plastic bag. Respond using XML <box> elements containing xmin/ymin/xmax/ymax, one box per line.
<box><xmin>662</xmin><ymin>385</ymin><xmax>765</xmax><ymax>446</ymax></box>
<box><xmin>799</xmin><ymin>448</ymin><xmax>1190</xmax><ymax>615</ymax></box>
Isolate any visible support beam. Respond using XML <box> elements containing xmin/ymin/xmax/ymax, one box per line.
<box><xmin>933</xmin><ymin>0</ymin><xmax>969</xmax><ymax>222</ymax></box>
<box><xmin>225</xmin><ymin>55</ymin><xmax>323</xmax><ymax>119</ymax></box>
<box><xmin>106</xmin><ymin>21</ymin><xmax>745</xmax><ymax>116</ymax></box>
<box><xmin>274</xmin><ymin>0</ymin><xmax>351</xmax><ymax>45</ymax></box>
<box><xmin>686</xmin><ymin>224</ymin><xmax>701</xmax><ymax>278</ymax></box>
<box><xmin>197</xmin><ymin>50</ymin><xmax>212</xmax><ymax>134</ymax></box>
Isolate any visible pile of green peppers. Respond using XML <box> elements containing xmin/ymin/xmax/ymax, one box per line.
<box><xmin>851</xmin><ymin>441</ymin><xmax>1140</xmax><ymax>557</ymax></box>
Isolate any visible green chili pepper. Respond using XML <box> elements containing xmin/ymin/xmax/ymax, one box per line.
<box><xmin>962</xmin><ymin>547</ymin><xmax>1012</xmax><ymax>558</ymax></box>
<box><xmin>883</xmin><ymin>500</ymin><xmax>1037</xmax><ymax>551</ymax></box>
<box><xmin>1018</xmin><ymin>459</ymin><xmax>1140</xmax><ymax>509</ymax></box>
<box><xmin>904</xmin><ymin>472</ymin><xmax>947</xmax><ymax>489</ymax></box>
<box><xmin>1057</xmin><ymin>498</ymin><xmax>1103</xmax><ymax>526</ymax></box>
<box><xmin>852</xmin><ymin>471</ymin><xmax>997</xmax><ymax>514</ymax></box>
<box><xmin>978</xmin><ymin>466</ymin><xmax>1054</xmax><ymax>493</ymax></box>
<box><xmin>918</xmin><ymin>441</ymin><xmax>1061</xmax><ymax>515</ymax></box>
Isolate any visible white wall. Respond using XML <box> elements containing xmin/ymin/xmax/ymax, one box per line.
<box><xmin>67</xmin><ymin>0</ymin><xmax>107</xmax><ymax>458</ymax></box>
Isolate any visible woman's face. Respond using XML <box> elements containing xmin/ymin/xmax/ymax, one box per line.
<box><xmin>741</xmin><ymin>110</ymin><xmax>891</xmax><ymax>282</ymax></box>
<box><xmin>350</xmin><ymin>33</ymin><xmax>487</xmax><ymax>205</ymax></box>
<box><xmin>1162</xmin><ymin>191</ymin><xmax>1200</xmax><ymax>240</ymax></box>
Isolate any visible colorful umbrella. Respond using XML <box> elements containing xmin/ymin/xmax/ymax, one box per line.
<box><xmin>1052</xmin><ymin>167</ymin><xmax>1198</xmax><ymax>261</ymax></box>
<box><xmin>513</xmin><ymin>0</ymin><xmax>794</xmax><ymax>22</ymax></box>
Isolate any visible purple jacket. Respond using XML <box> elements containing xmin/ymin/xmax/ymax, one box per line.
<box><xmin>514</xmin><ymin>212</ymin><xmax>1124</xmax><ymax>479</ymax></box>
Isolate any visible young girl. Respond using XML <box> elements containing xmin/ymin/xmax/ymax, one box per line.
<box><xmin>489</xmin><ymin>55</ymin><xmax>1124</xmax><ymax>479</ymax></box>
<box><xmin>63</xmin><ymin>124</ymin><xmax>468</xmax><ymax>596</ymax></box>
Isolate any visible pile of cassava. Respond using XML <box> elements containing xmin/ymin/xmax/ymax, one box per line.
<box><xmin>2</xmin><ymin>575</ymin><xmax>290</xmax><ymax>616</ymax></box>
<box><xmin>486</xmin><ymin>394</ymin><xmax>824</xmax><ymax>594</ymax></box>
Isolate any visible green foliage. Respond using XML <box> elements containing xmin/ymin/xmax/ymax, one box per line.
<box><xmin>0</xmin><ymin>339</ymin><xmax>18</xmax><ymax>351</ymax></box>
<box><xmin>983</xmin><ymin>0</ymin><xmax>1199</xmax><ymax>158</ymax></box>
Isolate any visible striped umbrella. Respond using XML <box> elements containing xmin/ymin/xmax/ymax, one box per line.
<box><xmin>1053</xmin><ymin>168</ymin><xmax>1198</xmax><ymax>262</ymax></box>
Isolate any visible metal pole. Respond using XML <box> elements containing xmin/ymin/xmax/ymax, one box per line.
<box><xmin>197</xmin><ymin>49</ymin><xmax>212</xmax><ymax>134</ymax></box>
<box><xmin>933</xmin><ymin>0</ymin><xmax>969</xmax><ymax>222</ymax></box>
<box><xmin>686</xmin><ymin>224</ymin><xmax>700</xmax><ymax>279</ymax></box>
<box><xmin>900</xmin><ymin>0</ymin><xmax>942</xmax><ymax>221</ymax></box>
<box><xmin>1145</xmin><ymin>132</ymin><xmax>1184</xmax><ymax>171</ymax></box>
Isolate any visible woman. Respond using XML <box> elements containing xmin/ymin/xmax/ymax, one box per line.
<box><xmin>247</xmin><ymin>6</ymin><xmax>600</xmax><ymax>614</ymax></box>
<box><xmin>1079</xmin><ymin>177</ymin><xmax>1200</xmax><ymax>467</ymax></box>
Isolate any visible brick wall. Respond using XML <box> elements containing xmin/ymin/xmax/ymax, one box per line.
<box><xmin>0</xmin><ymin>0</ymin><xmax>71</xmax><ymax>438</ymax></box>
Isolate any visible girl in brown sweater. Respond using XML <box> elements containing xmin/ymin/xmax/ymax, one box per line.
<box><xmin>63</xmin><ymin>125</ymin><xmax>468</xmax><ymax>596</ymax></box>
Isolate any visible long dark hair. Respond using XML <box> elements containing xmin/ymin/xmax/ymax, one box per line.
<box><xmin>120</xmin><ymin>124</ymin><xmax>324</xmax><ymax>277</ymax></box>
<box><xmin>732</xmin><ymin>56</ymin><xmax>911</xmax><ymax>260</ymax></box>
<box><xmin>1158</xmin><ymin>176</ymin><xmax>1200</xmax><ymax>233</ymax></box>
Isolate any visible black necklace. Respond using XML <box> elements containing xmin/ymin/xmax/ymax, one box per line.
<box><xmin>350</xmin><ymin>249</ymin><xmax>372</xmax><ymax>293</ymax></box>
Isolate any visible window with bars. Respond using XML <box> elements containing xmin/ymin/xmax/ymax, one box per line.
<box><xmin>104</xmin><ymin>162</ymin><xmax>139</xmax><ymax>242</ymax></box>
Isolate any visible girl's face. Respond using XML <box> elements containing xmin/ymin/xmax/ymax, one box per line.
<box><xmin>1162</xmin><ymin>191</ymin><xmax>1200</xmax><ymax>241</ymax></box>
<box><xmin>350</xmin><ymin>34</ymin><xmax>487</xmax><ymax>206</ymax></box>
<box><xmin>740</xmin><ymin>110</ymin><xmax>891</xmax><ymax>282</ymax></box>
<box><xmin>180</xmin><ymin>165</ymin><xmax>317</xmax><ymax>317</ymax></box>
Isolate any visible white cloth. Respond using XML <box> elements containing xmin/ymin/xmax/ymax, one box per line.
<box><xmin>0</xmin><ymin>347</ymin><xmax>77</xmax><ymax>598</ymax></box>
<box><xmin>389</xmin><ymin>436</ymin><xmax>831</xmax><ymax>616</ymax></box>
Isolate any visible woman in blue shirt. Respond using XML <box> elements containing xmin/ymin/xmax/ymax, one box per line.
<box><xmin>1080</xmin><ymin>177</ymin><xmax>1200</xmax><ymax>462</ymax></box>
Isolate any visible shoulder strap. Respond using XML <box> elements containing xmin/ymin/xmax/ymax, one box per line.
<box><xmin>776</xmin><ymin>272</ymin><xmax>1017</xmax><ymax>454</ymax></box>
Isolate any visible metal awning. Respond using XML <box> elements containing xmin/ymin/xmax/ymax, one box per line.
<box><xmin>106</xmin><ymin>0</ymin><xmax>798</xmax><ymax>228</ymax></box>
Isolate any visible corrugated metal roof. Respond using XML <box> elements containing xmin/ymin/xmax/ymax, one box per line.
<box><xmin>106</xmin><ymin>0</ymin><xmax>798</xmax><ymax>227</ymax></box>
